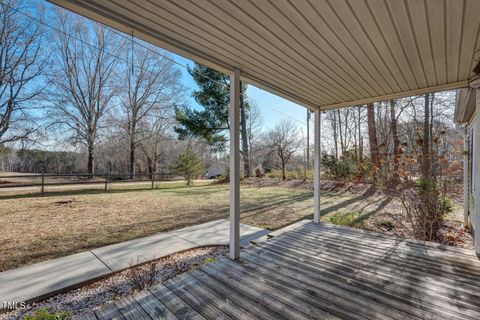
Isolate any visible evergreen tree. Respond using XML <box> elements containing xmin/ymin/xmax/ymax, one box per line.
<box><xmin>175</xmin><ymin>63</ymin><xmax>251</xmax><ymax>176</ymax></box>
<box><xmin>171</xmin><ymin>147</ymin><xmax>204</xmax><ymax>186</ymax></box>
<box><xmin>175</xmin><ymin>64</ymin><xmax>230</xmax><ymax>149</ymax></box>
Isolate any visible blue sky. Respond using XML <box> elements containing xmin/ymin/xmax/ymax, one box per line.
<box><xmin>22</xmin><ymin>0</ymin><xmax>311</xmax><ymax>145</ymax></box>
<box><xmin>162</xmin><ymin>52</ymin><xmax>310</xmax><ymax>131</ymax></box>
<box><xmin>23</xmin><ymin>0</ymin><xmax>309</xmax><ymax>135</ymax></box>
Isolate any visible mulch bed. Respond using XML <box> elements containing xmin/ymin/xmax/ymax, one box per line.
<box><xmin>0</xmin><ymin>246</ymin><xmax>228</xmax><ymax>320</ymax></box>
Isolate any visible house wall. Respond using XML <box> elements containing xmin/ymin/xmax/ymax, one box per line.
<box><xmin>455</xmin><ymin>84</ymin><xmax>479</xmax><ymax>254</ymax></box>
<box><xmin>467</xmin><ymin>115</ymin><xmax>477</xmax><ymax>231</ymax></box>
<box><xmin>471</xmin><ymin>84</ymin><xmax>480</xmax><ymax>255</ymax></box>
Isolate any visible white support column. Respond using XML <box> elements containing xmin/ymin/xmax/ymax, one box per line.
<box><xmin>474</xmin><ymin>84</ymin><xmax>480</xmax><ymax>255</ymax></box>
<box><xmin>313</xmin><ymin>109</ymin><xmax>321</xmax><ymax>223</ymax></box>
<box><xmin>463</xmin><ymin>133</ymin><xmax>469</xmax><ymax>228</ymax></box>
<box><xmin>229</xmin><ymin>69</ymin><xmax>241</xmax><ymax>260</ymax></box>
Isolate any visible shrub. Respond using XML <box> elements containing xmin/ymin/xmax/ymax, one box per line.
<box><xmin>24</xmin><ymin>308</ymin><xmax>72</xmax><ymax>320</ymax></box>
<box><xmin>171</xmin><ymin>148</ymin><xmax>204</xmax><ymax>186</ymax></box>
<box><xmin>329</xmin><ymin>213</ymin><xmax>364</xmax><ymax>227</ymax></box>
<box><xmin>399</xmin><ymin>179</ymin><xmax>447</xmax><ymax>241</ymax></box>
<box><xmin>266</xmin><ymin>168</ymin><xmax>313</xmax><ymax>180</ymax></box>
<box><xmin>204</xmin><ymin>257</ymin><xmax>216</xmax><ymax>264</ymax></box>
<box><xmin>254</xmin><ymin>165</ymin><xmax>264</xmax><ymax>178</ymax></box>
<box><xmin>126</xmin><ymin>258</ymin><xmax>160</xmax><ymax>291</ymax></box>
<box><xmin>442</xmin><ymin>196</ymin><xmax>454</xmax><ymax>215</ymax></box>
<box><xmin>375</xmin><ymin>220</ymin><xmax>395</xmax><ymax>231</ymax></box>
<box><xmin>266</xmin><ymin>169</ymin><xmax>283</xmax><ymax>179</ymax></box>
<box><xmin>322</xmin><ymin>153</ymin><xmax>358</xmax><ymax>181</ymax></box>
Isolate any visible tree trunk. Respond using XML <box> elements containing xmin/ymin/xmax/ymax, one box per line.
<box><xmin>129</xmin><ymin>137</ymin><xmax>135</xmax><ymax>179</ymax></box>
<box><xmin>390</xmin><ymin>99</ymin><xmax>400</xmax><ymax>183</ymax></box>
<box><xmin>240</xmin><ymin>82</ymin><xmax>250</xmax><ymax>177</ymax></box>
<box><xmin>367</xmin><ymin>103</ymin><xmax>379</xmax><ymax>168</ymax></box>
<box><xmin>332</xmin><ymin>112</ymin><xmax>339</xmax><ymax>160</ymax></box>
<box><xmin>422</xmin><ymin>93</ymin><xmax>432</xmax><ymax>180</ymax></box>
<box><xmin>129</xmin><ymin>118</ymin><xmax>137</xmax><ymax>179</ymax></box>
<box><xmin>305</xmin><ymin>110</ymin><xmax>310</xmax><ymax>178</ymax></box>
<box><xmin>337</xmin><ymin>109</ymin><xmax>345</xmax><ymax>155</ymax></box>
<box><xmin>87</xmin><ymin>141</ymin><xmax>94</xmax><ymax>175</ymax></box>
<box><xmin>281</xmin><ymin>160</ymin><xmax>287</xmax><ymax>180</ymax></box>
<box><xmin>358</xmin><ymin>106</ymin><xmax>363</xmax><ymax>163</ymax></box>
<box><xmin>430</xmin><ymin>92</ymin><xmax>435</xmax><ymax>176</ymax></box>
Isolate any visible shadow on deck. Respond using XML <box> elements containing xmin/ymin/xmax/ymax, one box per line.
<box><xmin>80</xmin><ymin>221</ymin><xmax>480</xmax><ymax>320</ymax></box>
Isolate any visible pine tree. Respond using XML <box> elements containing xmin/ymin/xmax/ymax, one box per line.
<box><xmin>171</xmin><ymin>147</ymin><xmax>204</xmax><ymax>186</ymax></box>
<box><xmin>174</xmin><ymin>63</ymin><xmax>251</xmax><ymax>176</ymax></box>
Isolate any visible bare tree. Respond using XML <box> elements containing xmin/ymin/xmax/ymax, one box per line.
<box><xmin>246</xmin><ymin>102</ymin><xmax>262</xmax><ymax>170</ymax></box>
<box><xmin>390</xmin><ymin>99</ymin><xmax>401</xmax><ymax>183</ymax></box>
<box><xmin>240</xmin><ymin>82</ymin><xmax>250</xmax><ymax>177</ymax></box>
<box><xmin>0</xmin><ymin>0</ymin><xmax>46</xmax><ymax>144</ymax></box>
<box><xmin>48</xmin><ymin>11</ymin><xmax>121</xmax><ymax>174</ymax></box>
<box><xmin>122</xmin><ymin>42</ymin><xmax>182</xmax><ymax>178</ymax></box>
<box><xmin>266</xmin><ymin>119</ymin><xmax>301</xmax><ymax>180</ymax></box>
<box><xmin>421</xmin><ymin>93</ymin><xmax>432</xmax><ymax>180</ymax></box>
<box><xmin>367</xmin><ymin>102</ymin><xmax>380</xmax><ymax>169</ymax></box>
<box><xmin>356</xmin><ymin>106</ymin><xmax>364</xmax><ymax>163</ymax></box>
<box><xmin>138</xmin><ymin>106</ymin><xmax>175</xmax><ymax>177</ymax></box>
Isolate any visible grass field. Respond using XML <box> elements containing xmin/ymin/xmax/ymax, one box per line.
<box><xmin>0</xmin><ymin>180</ymin><xmax>398</xmax><ymax>272</ymax></box>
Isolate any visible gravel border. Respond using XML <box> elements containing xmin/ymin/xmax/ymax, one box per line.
<box><xmin>1</xmin><ymin>246</ymin><xmax>228</xmax><ymax>320</ymax></box>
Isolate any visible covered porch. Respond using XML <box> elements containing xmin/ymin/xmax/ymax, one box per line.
<box><xmin>45</xmin><ymin>1</ymin><xmax>480</xmax><ymax>319</ymax></box>
<box><xmin>49</xmin><ymin>0</ymin><xmax>480</xmax><ymax>258</ymax></box>
<box><xmin>78</xmin><ymin>221</ymin><xmax>480</xmax><ymax>320</ymax></box>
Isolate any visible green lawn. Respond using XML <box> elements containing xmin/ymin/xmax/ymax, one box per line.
<box><xmin>0</xmin><ymin>182</ymin><xmax>392</xmax><ymax>271</ymax></box>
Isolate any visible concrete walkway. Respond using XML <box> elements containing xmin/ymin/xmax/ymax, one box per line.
<box><xmin>0</xmin><ymin>219</ymin><xmax>268</xmax><ymax>307</ymax></box>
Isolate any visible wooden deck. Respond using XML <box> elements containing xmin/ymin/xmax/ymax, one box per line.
<box><xmin>77</xmin><ymin>222</ymin><xmax>480</xmax><ymax>320</ymax></box>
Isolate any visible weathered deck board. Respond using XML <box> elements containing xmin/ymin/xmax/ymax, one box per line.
<box><xmin>270</xmin><ymin>232</ymin><xmax>480</xmax><ymax>296</ymax></box>
<box><xmin>94</xmin><ymin>302</ymin><xmax>126</xmax><ymax>320</ymax></box>
<box><xmin>199</xmin><ymin>263</ymin><xmax>315</xmax><ymax>320</ymax></box>
<box><xmin>114</xmin><ymin>295</ymin><xmax>151</xmax><ymax>320</ymax></box>
<box><xmin>132</xmin><ymin>290</ymin><xmax>178</xmax><ymax>320</ymax></box>
<box><xmin>74</xmin><ymin>313</ymin><xmax>97</xmax><ymax>320</ymax></box>
<box><xmin>164</xmin><ymin>273</ymin><xmax>231</xmax><ymax>319</ymax></box>
<box><xmin>250</xmin><ymin>241</ymin><xmax>480</xmax><ymax>317</ymax></box>
<box><xmin>250</xmin><ymin>243</ymin><xmax>476</xmax><ymax>320</ymax></box>
<box><xmin>149</xmin><ymin>284</ymin><xmax>204</xmax><ymax>320</ymax></box>
<box><xmin>81</xmin><ymin>222</ymin><xmax>480</xmax><ymax>320</ymax></box>
<box><xmin>189</xmin><ymin>268</ymin><xmax>284</xmax><ymax>320</ymax></box>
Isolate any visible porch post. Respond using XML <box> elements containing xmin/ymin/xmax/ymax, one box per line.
<box><xmin>463</xmin><ymin>133</ymin><xmax>469</xmax><ymax>228</ymax></box>
<box><xmin>229</xmin><ymin>69</ymin><xmax>241</xmax><ymax>260</ymax></box>
<box><xmin>473</xmin><ymin>81</ymin><xmax>480</xmax><ymax>255</ymax></box>
<box><xmin>313</xmin><ymin>109</ymin><xmax>321</xmax><ymax>223</ymax></box>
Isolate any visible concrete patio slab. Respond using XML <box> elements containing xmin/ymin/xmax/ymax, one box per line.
<box><xmin>169</xmin><ymin>219</ymin><xmax>270</xmax><ymax>247</ymax></box>
<box><xmin>0</xmin><ymin>251</ymin><xmax>111</xmax><ymax>305</ymax></box>
<box><xmin>92</xmin><ymin>232</ymin><xmax>197</xmax><ymax>272</ymax></box>
<box><xmin>0</xmin><ymin>219</ymin><xmax>268</xmax><ymax>309</ymax></box>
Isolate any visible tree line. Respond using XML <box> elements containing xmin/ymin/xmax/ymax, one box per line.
<box><xmin>0</xmin><ymin>1</ymin><xmax>306</xmax><ymax>180</ymax></box>
<box><xmin>0</xmin><ymin>1</ymin><xmax>204</xmax><ymax>177</ymax></box>
<box><xmin>0</xmin><ymin>0</ymin><xmax>463</xmax><ymax>201</ymax></box>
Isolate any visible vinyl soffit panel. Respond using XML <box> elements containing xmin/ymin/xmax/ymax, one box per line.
<box><xmin>49</xmin><ymin>0</ymin><xmax>479</xmax><ymax>110</ymax></box>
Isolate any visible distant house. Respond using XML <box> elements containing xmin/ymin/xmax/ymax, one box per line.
<box><xmin>455</xmin><ymin>78</ymin><xmax>480</xmax><ymax>254</ymax></box>
<box><xmin>206</xmin><ymin>162</ymin><xmax>226</xmax><ymax>179</ymax></box>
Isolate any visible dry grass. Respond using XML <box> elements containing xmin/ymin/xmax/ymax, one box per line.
<box><xmin>0</xmin><ymin>180</ymin><xmax>442</xmax><ymax>272</ymax></box>
<box><xmin>0</xmin><ymin>181</ymin><xmax>315</xmax><ymax>271</ymax></box>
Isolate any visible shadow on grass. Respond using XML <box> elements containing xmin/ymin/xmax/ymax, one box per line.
<box><xmin>241</xmin><ymin>192</ymin><xmax>314</xmax><ymax>214</ymax></box>
<box><xmin>325</xmin><ymin>195</ymin><xmax>392</xmax><ymax>228</ymax></box>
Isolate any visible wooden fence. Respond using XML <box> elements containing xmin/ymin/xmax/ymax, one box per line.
<box><xmin>0</xmin><ymin>173</ymin><xmax>182</xmax><ymax>194</ymax></box>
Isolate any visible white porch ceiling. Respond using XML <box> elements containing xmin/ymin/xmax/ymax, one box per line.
<box><xmin>50</xmin><ymin>0</ymin><xmax>480</xmax><ymax>110</ymax></box>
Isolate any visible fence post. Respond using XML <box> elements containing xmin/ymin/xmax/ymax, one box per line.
<box><xmin>104</xmin><ymin>173</ymin><xmax>108</xmax><ymax>192</ymax></box>
<box><xmin>41</xmin><ymin>173</ymin><xmax>45</xmax><ymax>195</ymax></box>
